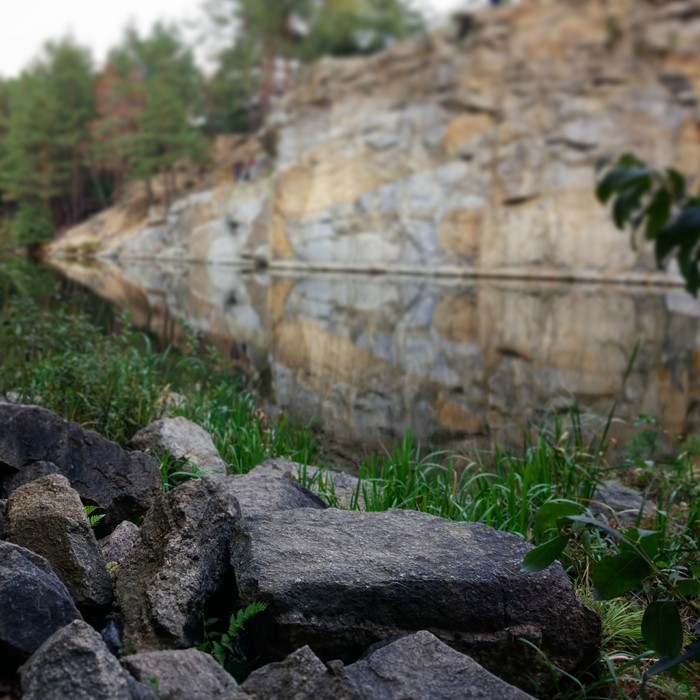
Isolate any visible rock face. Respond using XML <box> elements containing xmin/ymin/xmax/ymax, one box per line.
<box><xmin>116</xmin><ymin>478</ymin><xmax>241</xmax><ymax>650</ymax></box>
<box><xmin>5</xmin><ymin>474</ymin><xmax>113</xmax><ymax>611</ymax></box>
<box><xmin>121</xmin><ymin>649</ymin><xmax>247</xmax><ymax>700</ymax></box>
<box><xmin>243</xmin><ymin>632</ymin><xmax>535</xmax><ymax>699</ymax></box>
<box><xmin>0</xmin><ymin>404</ymin><xmax>160</xmax><ymax>533</ymax></box>
<box><xmin>267</xmin><ymin>0</ymin><xmax>700</xmax><ymax>279</ymax></box>
<box><xmin>19</xmin><ymin>620</ymin><xmax>156</xmax><ymax>700</ymax></box>
<box><xmin>129</xmin><ymin>417</ymin><xmax>228</xmax><ymax>477</ymax></box>
<box><xmin>231</xmin><ymin>508</ymin><xmax>600</xmax><ymax>693</ymax></box>
<box><xmin>0</xmin><ymin>542</ymin><xmax>82</xmax><ymax>666</ymax></box>
<box><xmin>53</xmin><ymin>1</ymin><xmax>700</xmax><ymax>284</ymax></box>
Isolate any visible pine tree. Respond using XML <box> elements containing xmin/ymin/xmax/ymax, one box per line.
<box><xmin>0</xmin><ymin>39</ymin><xmax>95</xmax><ymax>246</ymax></box>
<box><xmin>93</xmin><ymin>24</ymin><xmax>206</xmax><ymax>209</ymax></box>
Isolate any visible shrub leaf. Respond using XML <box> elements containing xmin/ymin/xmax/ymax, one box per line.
<box><xmin>591</xmin><ymin>552</ymin><xmax>651</xmax><ymax>599</ymax></box>
<box><xmin>521</xmin><ymin>534</ymin><xmax>571</xmax><ymax>573</ymax></box>
<box><xmin>642</xmin><ymin>601</ymin><xmax>684</xmax><ymax>658</ymax></box>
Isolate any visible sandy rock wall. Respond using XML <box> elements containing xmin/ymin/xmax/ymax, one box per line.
<box><xmin>267</xmin><ymin>0</ymin><xmax>700</xmax><ymax>278</ymax></box>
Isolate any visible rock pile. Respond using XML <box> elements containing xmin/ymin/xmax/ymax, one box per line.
<box><xmin>0</xmin><ymin>403</ymin><xmax>601</xmax><ymax>698</ymax></box>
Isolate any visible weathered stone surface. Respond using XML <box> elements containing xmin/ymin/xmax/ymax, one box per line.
<box><xmin>19</xmin><ymin>620</ymin><xmax>156</xmax><ymax>700</ymax></box>
<box><xmin>2</xmin><ymin>460</ymin><xmax>60</xmax><ymax>490</ymax></box>
<box><xmin>130</xmin><ymin>417</ymin><xmax>228</xmax><ymax>477</ymax></box>
<box><xmin>340</xmin><ymin>631</ymin><xmax>535</xmax><ymax>699</ymax></box>
<box><xmin>592</xmin><ymin>480</ymin><xmax>656</xmax><ymax>526</ymax></box>
<box><xmin>243</xmin><ymin>632</ymin><xmax>535</xmax><ymax>699</ymax></box>
<box><xmin>5</xmin><ymin>475</ymin><xmax>113</xmax><ymax>610</ymax></box>
<box><xmin>121</xmin><ymin>649</ymin><xmax>247</xmax><ymax>700</ymax></box>
<box><xmin>116</xmin><ymin>478</ymin><xmax>240</xmax><ymax>650</ymax></box>
<box><xmin>0</xmin><ymin>404</ymin><xmax>160</xmax><ymax>533</ymax></box>
<box><xmin>101</xmin><ymin>520</ymin><xmax>140</xmax><ymax>568</ymax></box>
<box><xmin>241</xmin><ymin>645</ymin><xmax>328</xmax><ymax>699</ymax></box>
<box><xmin>226</xmin><ymin>470</ymin><xmax>326</xmax><ymax>518</ymax></box>
<box><xmin>0</xmin><ymin>499</ymin><xmax>5</xmax><ymax>539</ymax></box>
<box><xmin>231</xmin><ymin>509</ymin><xmax>600</xmax><ymax>692</ymax></box>
<box><xmin>252</xmin><ymin>459</ymin><xmax>361</xmax><ymax>509</ymax></box>
<box><xmin>0</xmin><ymin>541</ymin><xmax>82</xmax><ymax>665</ymax></box>
<box><xmin>54</xmin><ymin>0</ymin><xmax>700</xmax><ymax>284</ymax></box>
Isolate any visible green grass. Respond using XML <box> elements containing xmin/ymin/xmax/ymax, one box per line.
<box><xmin>345</xmin><ymin>414</ymin><xmax>604</xmax><ymax>538</ymax></box>
<box><xmin>0</xmin><ymin>277</ymin><xmax>316</xmax><ymax>466</ymax></box>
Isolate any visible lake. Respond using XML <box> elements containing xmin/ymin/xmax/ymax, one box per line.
<box><xmin>44</xmin><ymin>257</ymin><xmax>700</xmax><ymax>454</ymax></box>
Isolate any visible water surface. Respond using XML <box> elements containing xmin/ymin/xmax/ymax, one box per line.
<box><xmin>47</xmin><ymin>258</ymin><xmax>700</xmax><ymax>452</ymax></box>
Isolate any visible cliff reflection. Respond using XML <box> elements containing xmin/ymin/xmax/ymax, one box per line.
<box><xmin>51</xmin><ymin>259</ymin><xmax>700</xmax><ymax>449</ymax></box>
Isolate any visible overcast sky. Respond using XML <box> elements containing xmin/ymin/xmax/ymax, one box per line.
<box><xmin>0</xmin><ymin>0</ymin><xmax>466</xmax><ymax>79</ymax></box>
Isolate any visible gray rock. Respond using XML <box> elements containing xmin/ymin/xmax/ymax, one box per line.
<box><xmin>241</xmin><ymin>645</ymin><xmax>327</xmax><ymax>699</ymax></box>
<box><xmin>130</xmin><ymin>417</ymin><xmax>228</xmax><ymax>477</ymax></box>
<box><xmin>101</xmin><ymin>521</ymin><xmax>141</xmax><ymax>568</ymax></box>
<box><xmin>2</xmin><ymin>460</ymin><xmax>60</xmax><ymax>490</ymax></box>
<box><xmin>5</xmin><ymin>475</ymin><xmax>113</xmax><ymax>610</ymax></box>
<box><xmin>251</xmin><ymin>459</ymin><xmax>361</xmax><ymax>509</ymax></box>
<box><xmin>230</xmin><ymin>509</ymin><xmax>600</xmax><ymax>693</ymax></box>
<box><xmin>0</xmin><ymin>404</ymin><xmax>160</xmax><ymax>533</ymax></box>
<box><xmin>338</xmin><ymin>631</ymin><xmax>535</xmax><ymax>699</ymax></box>
<box><xmin>243</xmin><ymin>633</ymin><xmax>534</xmax><ymax>699</ymax></box>
<box><xmin>226</xmin><ymin>470</ymin><xmax>326</xmax><ymax>518</ymax></box>
<box><xmin>0</xmin><ymin>541</ymin><xmax>82</xmax><ymax>665</ymax></box>
<box><xmin>121</xmin><ymin>649</ymin><xmax>247</xmax><ymax>700</ymax></box>
<box><xmin>0</xmin><ymin>499</ymin><xmax>5</xmax><ymax>539</ymax></box>
<box><xmin>116</xmin><ymin>478</ymin><xmax>241</xmax><ymax>650</ymax></box>
<box><xmin>19</xmin><ymin>620</ymin><xmax>157</xmax><ymax>700</ymax></box>
<box><xmin>592</xmin><ymin>480</ymin><xmax>656</xmax><ymax>526</ymax></box>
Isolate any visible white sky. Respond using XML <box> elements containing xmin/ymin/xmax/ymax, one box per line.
<box><xmin>0</xmin><ymin>0</ymin><xmax>466</xmax><ymax>79</ymax></box>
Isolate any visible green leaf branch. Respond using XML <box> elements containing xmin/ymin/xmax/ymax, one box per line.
<box><xmin>522</xmin><ymin>500</ymin><xmax>700</xmax><ymax>692</ymax></box>
<box><xmin>596</xmin><ymin>153</ymin><xmax>700</xmax><ymax>294</ymax></box>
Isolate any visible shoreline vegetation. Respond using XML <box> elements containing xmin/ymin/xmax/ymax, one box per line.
<box><xmin>1</xmin><ymin>258</ymin><xmax>699</xmax><ymax>698</ymax></box>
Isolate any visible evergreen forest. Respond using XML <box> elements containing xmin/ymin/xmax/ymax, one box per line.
<box><xmin>0</xmin><ymin>0</ymin><xmax>425</xmax><ymax>248</ymax></box>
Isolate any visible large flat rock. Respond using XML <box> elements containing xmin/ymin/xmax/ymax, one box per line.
<box><xmin>231</xmin><ymin>508</ymin><xmax>600</xmax><ymax>693</ymax></box>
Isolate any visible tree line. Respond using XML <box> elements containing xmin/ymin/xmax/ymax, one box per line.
<box><xmin>0</xmin><ymin>0</ymin><xmax>424</xmax><ymax>248</ymax></box>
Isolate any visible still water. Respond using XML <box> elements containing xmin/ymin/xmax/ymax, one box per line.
<box><xmin>44</xmin><ymin>258</ymin><xmax>700</xmax><ymax>452</ymax></box>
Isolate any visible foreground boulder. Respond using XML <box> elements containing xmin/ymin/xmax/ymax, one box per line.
<box><xmin>19</xmin><ymin>620</ymin><xmax>156</xmax><ymax>700</ymax></box>
<box><xmin>0</xmin><ymin>404</ymin><xmax>160</xmax><ymax>532</ymax></box>
<box><xmin>231</xmin><ymin>508</ymin><xmax>600</xmax><ymax>693</ymax></box>
<box><xmin>0</xmin><ymin>542</ymin><xmax>81</xmax><ymax>667</ymax></box>
<box><xmin>130</xmin><ymin>417</ymin><xmax>228</xmax><ymax>477</ymax></box>
<box><xmin>121</xmin><ymin>649</ymin><xmax>248</xmax><ymax>700</ymax></box>
<box><xmin>5</xmin><ymin>474</ymin><xmax>113</xmax><ymax>611</ymax></box>
<box><xmin>116</xmin><ymin>478</ymin><xmax>240</xmax><ymax>650</ymax></box>
<box><xmin>243</xmin><ymin>632</ymin><xmax>534</xmax><ymax>699</ymax></box>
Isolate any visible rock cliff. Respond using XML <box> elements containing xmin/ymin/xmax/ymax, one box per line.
<box><xmin>51</xmin><ymin>0</ymin><xmax>700</xmax><ymax>282</ymax></box>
